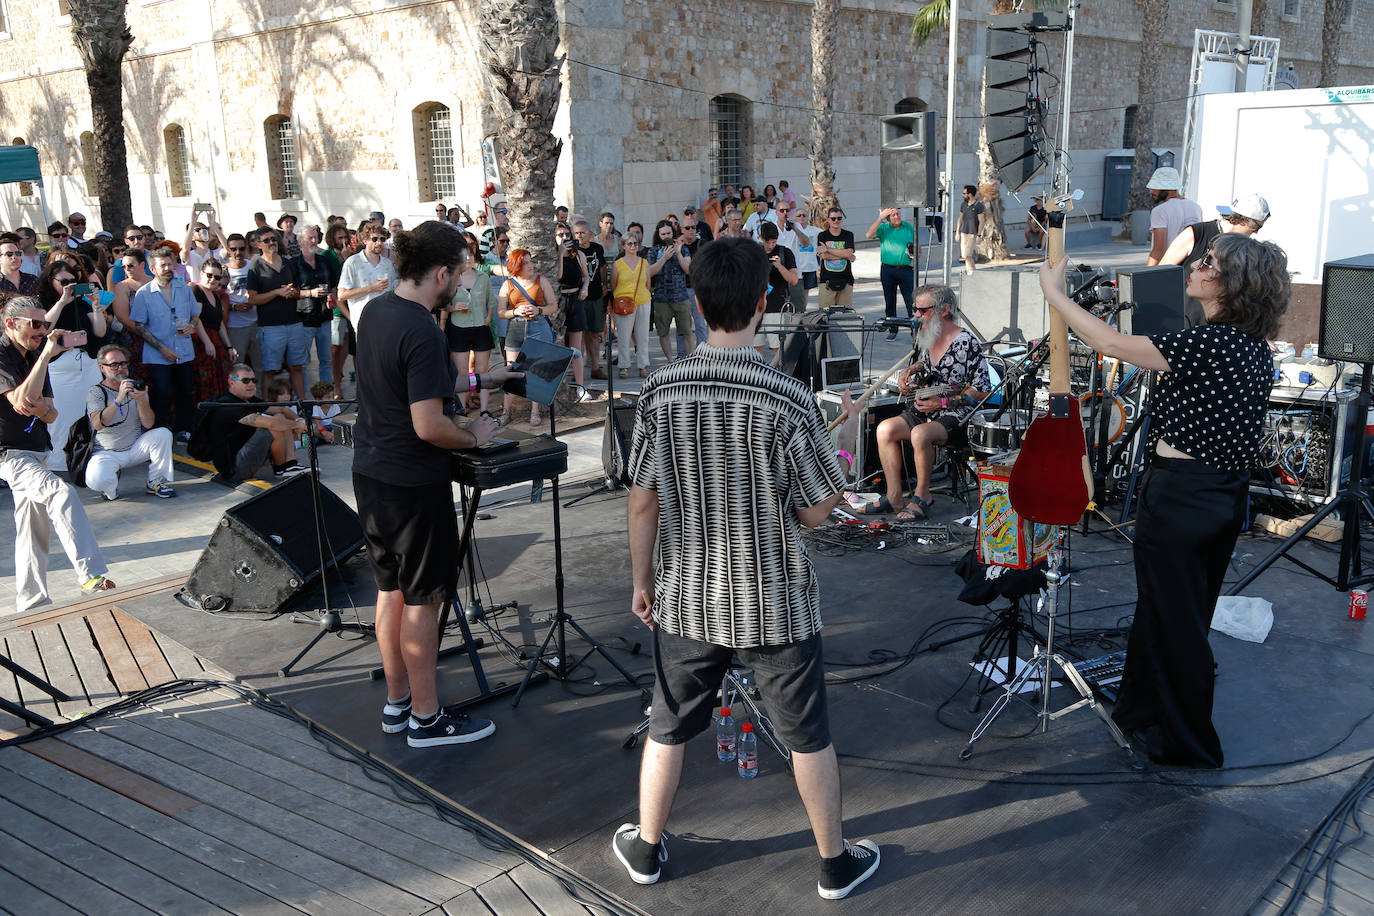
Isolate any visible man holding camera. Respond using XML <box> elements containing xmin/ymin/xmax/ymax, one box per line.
<box><xmin>0</xmin><ymin>296</ymin><xmax>114</xmax><ymax>615</ymax></box>
<box><xmin>85</xmin><ymin>344</ymin><xmax>175</xmax><ymax>500</ymax></box>
<box><xmin>129</xmin><ymin>248</ymin><xmax>206</xmax><ymax>438</ymax></box>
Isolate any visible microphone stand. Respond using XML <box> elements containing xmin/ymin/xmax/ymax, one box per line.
<box><xmin>273</xmin><ymin>395</ymin><xmax>372</xmax><ymax>678</ymax></box>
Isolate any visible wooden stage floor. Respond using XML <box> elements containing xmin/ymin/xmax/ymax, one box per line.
<box><xmin>5</xmin><ymin>479</ymin><xmax>1374</xmax><ymax>915</ymax></box>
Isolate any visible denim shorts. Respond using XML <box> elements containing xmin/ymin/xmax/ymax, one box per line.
<box><xmin>649</xmin><ymin>629</ymin><xmax>831</xmax><ymax>753</ymax></box>
<box><xmin>259</xmin><ymin>323</ymin><xmax>308</xmax><ymax>371</ymax></box>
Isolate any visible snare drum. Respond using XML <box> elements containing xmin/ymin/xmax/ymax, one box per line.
<box><xmin>969</xmin><ymin>408</ymin><xmax>1033</xmax><ymax>458</ymax></box>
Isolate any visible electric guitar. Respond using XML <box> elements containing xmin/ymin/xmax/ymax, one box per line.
<box><xmin>1008</xmin><ymin>195</ymin><xmax>1093</xmax><ymax>524</ymax></box>
<box><xmin>899</xmin><ymin>366</ymin><xmax>969</xmax><ymax>411</ymax></box>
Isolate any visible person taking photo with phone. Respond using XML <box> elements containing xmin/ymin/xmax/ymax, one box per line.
<box><xmin>0</xmin><ymin>295</ymin><xmax>116</xmax><ymax>615</ymax></box>
<box><xmin>36</xmin><ymin>259</ymin><xmax>109</xmax><ymax>470</ymax></box>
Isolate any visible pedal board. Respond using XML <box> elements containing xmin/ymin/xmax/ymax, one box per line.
<box><xmin>1073</xmin><ymin>650</ymin><xmax>1127</xmax><ymax>703</ymax></box>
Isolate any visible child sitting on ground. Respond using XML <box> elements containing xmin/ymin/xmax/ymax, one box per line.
<box><xmin>310</xmin><ymin>380</ymin><xmax>339</xmax><ymax>445</ymax></box>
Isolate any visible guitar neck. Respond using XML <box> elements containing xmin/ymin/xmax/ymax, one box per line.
<box><xmin>1046</xmin><ymin>207</ymin><xmax>1070</xmax><ymax>393</ymax></box>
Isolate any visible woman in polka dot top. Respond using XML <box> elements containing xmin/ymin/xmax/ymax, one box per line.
<box><xmin>1039</xmin><ymin>233</ymin><xmax>1290</xmax><ymax>768</ymax></box>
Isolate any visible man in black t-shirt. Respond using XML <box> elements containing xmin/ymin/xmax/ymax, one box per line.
<box><xmin>755</xmin><ymin>222</ymin><xmax>798</xmax><ymax>355</ymax></box>
<box><xmin>203</xmin><ymin>365</ymin><xmax>308</xmax><ymax>481</ymax></box>
<box><xmin>815</xmin><ymin>207</ymin><xmax>856</xmax><ymax>309</ymax></box>
<box><xmin>0</xmin><ymin>297</ymin><xmax>113</xmax><ymax>614</ymax></box>
<box><xmin>353</xmin><ymin>221</ymin><xmax>518</xmax><ymax>750</ymax></box>
<box><xmin>1025</xmin><ymin>195</ymin><xmax>1047</xmax><ymax>250</ymax></box>
<box><xmin>573</xmin><ymin>219</ymin><xmax>610</xmax><ymax>380</ymax></box>
<box><xmin>246</xmin><ymin>229</ymin><xmax>307</xmax><ymax>400</ymax></box>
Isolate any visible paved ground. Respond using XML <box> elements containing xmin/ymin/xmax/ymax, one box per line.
<box><xmin>0</xmin><ymin>222</ymin><xmax>1146</xmax><ymax>616</ymax></box>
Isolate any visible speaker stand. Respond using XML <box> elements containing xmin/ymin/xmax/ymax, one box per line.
<box><xmin>1227</xmin><ymin>365</ymin><xmax>1374</xmax><ymax>594</ymax></box>
<box><xmin>278</xmin><ymin>397</ymin><xmax>371</xmax><ymax>678</ymax></box>
<box><xmin>514</xmin><ymin>401</ymin><xmax>641</xmax><ymax>706</ymax></box>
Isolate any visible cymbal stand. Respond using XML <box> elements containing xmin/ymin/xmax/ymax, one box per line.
<box><xmin>961</xmin><ymin>568</ymin><xmax>1139</xmax><ymax>766</ymax></box>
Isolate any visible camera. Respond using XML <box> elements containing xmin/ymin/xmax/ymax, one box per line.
<box><xmin>128</xmin><ymin>379</ymin><xmax>146</xmax><ymax>390</ymax></box>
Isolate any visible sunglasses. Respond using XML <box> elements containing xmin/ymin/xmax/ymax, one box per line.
<box><xmin>204</xmin><ymin>273</ymin><xmax>226</xmax><ymax>281</ymax></box>
<box><xmin>18</xmin><ymin>317</ymin><xmax>51</xmax><ymax>329</ymax></box>
<box><xmin>54</xmin><ymin>276</ymin><xmax>76</xmax><ymax>284</ymax></box>
<box><xmin>126</xmin><ymin>234</ymin><xmax>144</xmax><ymax>241</ymax></box>
<box><xmin>1199</xmin><ymin>251</ymin><xmax>1218</xmax><ymax>271</ymax></box>
<box><xmin>51</xmin><ymin>233</ymin><xmax>69</xmax><ymax>239</ymax></box>
<box><xmin>102</xmin><ymin>360</ymin><xmax>129</xmax><ymax>368</ymax></box>
<box><xmin>228</xmin><ymin>245</ymin><xmax>246</xmax><ymax>252</ymax></box>
<box><xmin>368</xmin><ymin>236</ymin><xmax>388</xmax><ymax>242</ymax></box>
<box><xmin>232</xmin><ymin>377</ymin><xmax>257</xmax><ymax>384</ymax></box>
<box><xmin>914</xmin><ymin>305</ymin><xmax>936</xmax><ymax>313</ymax></box>
<box><xmin>828</xmin><ymin>215</ymin><xmax>844</xmax><ymax>220</ymax></box>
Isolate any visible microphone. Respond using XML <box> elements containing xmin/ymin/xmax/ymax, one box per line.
<box><xmin>877</xmin><ymin>317</ymin><xmax>916</xmax><ymax>329</ymax></box>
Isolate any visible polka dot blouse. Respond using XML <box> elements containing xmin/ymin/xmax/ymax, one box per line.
<box><xmin>1148</xmin><ymin>323</ymin><xmax>1273</xmax><ymax>471</ymax></box>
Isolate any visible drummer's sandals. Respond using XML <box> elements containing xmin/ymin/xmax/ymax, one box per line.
<box><xmin>897</xmin><ymin>496</ymin><xmax>933</xmax><ymax>521</ymax></box>
<box><xmin>859</xmin><ymin>495</ymin><xmax>895</xmax><ymax>515</ymax></box>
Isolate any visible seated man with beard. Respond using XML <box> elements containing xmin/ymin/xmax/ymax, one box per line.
<box><xmin>865</xmin><ymin>284</ymin><xmax>989</xmax><ymax>520</ymax></box>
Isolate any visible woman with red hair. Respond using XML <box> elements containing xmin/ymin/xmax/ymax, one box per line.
<box><xmin>496</xmin><ymin>248</ymin><xmax>557</xmax><ymax>426</ymax></box>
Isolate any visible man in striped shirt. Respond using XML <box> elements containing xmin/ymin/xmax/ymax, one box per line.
<box><xmin>613</xmin><ymin>237</ymin><xmax>880</xmax><ymax>900</ymax></box>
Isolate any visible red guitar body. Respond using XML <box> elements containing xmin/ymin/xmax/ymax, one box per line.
<box><xmin>1008</xmin><ymin>202</ymin><xmax>1093</xmax><ymax>525</ymax></box>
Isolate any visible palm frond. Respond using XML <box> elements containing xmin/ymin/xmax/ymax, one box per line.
<box><xmin>909</xmin><ymin>0</ymin><xmax>950</xmax><ymax>47</ymax></box>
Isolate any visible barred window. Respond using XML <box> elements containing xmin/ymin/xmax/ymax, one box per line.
<box><xmin>164</xmin><ymin>124</ymin><xmax>190</xmax><ymax>197</ymax></box>
<box><xmin>1281</xmin><ymin>0</ymin><xmax>1300</xmax><ymax>18</ymax></box>
<box><xmin>413</xmin><ymin>103</ymin><xmax>457</xmax><ymax>201</ymax></box>
<box><xmin>80</xmin><ymin>131</ymin><xmax>97</xmax><ymax>195</ymax></box>
<box><xmin>264</xmin><ymin>115</ymin><xmax>299</xmax><ymax>200</ymax></box>
<box><xmin>710</xmin><ymin>95</ymin><xmax>749</xmax><ymax>190</ymax></box>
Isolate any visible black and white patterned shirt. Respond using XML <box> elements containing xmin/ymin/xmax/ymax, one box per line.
<box><xmin>915</xmin><ymin>329</ymin><xmax>990</xmax><ymax>422</ymax></box>
<box><xmin>628</xmin><ymin>344</ymin><xmax>846</xmax><ymax>648</ymax></box>
<box><xmin>1149</xmin><ymin>323</ymin><xmax>1273</xmax><ymax>471</ymax></box>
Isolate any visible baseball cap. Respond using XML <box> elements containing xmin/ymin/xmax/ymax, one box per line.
<box><xmin>1217</xmin><ymin>193</ymin><xmax>1270</xmax><ymax>223</ymax></box>
<box><xmin>1146</xmin><ymin>167</ymin><xmax>1181</xmax><ymax>191</ymax></box>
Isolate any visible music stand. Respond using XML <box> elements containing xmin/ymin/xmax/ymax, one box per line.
<box><xmin>513</xmin><ymin>395</ymin><xmax>641</xmax><ymax>706</ymax></box>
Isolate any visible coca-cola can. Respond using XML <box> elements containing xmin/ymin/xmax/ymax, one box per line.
<box><xmin>1351</xmin><ymin>587</ymin><xmax>1368</xmax><ymax>620</ymax></box>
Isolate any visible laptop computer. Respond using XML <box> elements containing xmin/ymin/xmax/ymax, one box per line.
<box><xmin>820</xmin><ymin>355</ymin><xmax>865</xmax><ymax>393</ymax></box>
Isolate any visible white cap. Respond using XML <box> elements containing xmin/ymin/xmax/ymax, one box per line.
<box><xmin>1146</xmin><ymin>167</ymin><xmax>1182</xmax><ymax>191</ymax></box>
<box><xmin>1217</xmin><ymin>193</ymin><xmax>1270</xmax><ymax>223</ymax></box>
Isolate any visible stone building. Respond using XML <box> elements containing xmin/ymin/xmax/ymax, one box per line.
<box><xmin>0</xmin><ymin>0</ymin><xmax>1369</xmax><ymax>235</ymax></box>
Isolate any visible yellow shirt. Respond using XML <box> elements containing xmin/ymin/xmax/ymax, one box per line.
<box><xmin>613</xmin><ymin>257</ymin><xmax>650</xmax><ymax>306</ymax></box>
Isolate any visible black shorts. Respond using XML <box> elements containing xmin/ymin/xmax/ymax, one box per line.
<box><xmin>802</xmin><ymin>270</ymin><xmax>819</xmax><ymax>290</ymax></box>
<box><xmin>649</xmin><ymin>629</ymin><xmax>831</xmax><ymax>753</ymax></box>
<box><xmin>353</xmin><ymin>473</ymin><xmax>458</xmax><ymax>606</ymax></box>
<box><xmin>897</xmin><ymin>411</ymin><xmax>969</xmax><ymax>449</ymax></box>
<box><xmin>445</xmin><ymin>323</ymin><xmax>495</xmax><ymax>353</ymax></box>
<box><xmin>561</xmin><ymin>292</ymin><xmax>587</xmax><ymax>334</ymax></box>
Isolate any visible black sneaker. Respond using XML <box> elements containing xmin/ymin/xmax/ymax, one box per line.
<box><xmin>381</xmin><ymin>696</ymin><xmax>411</xmax><ymax>734</ymax></box>
<box><xmin>818</xmin><ymin>839</ymin><xmax>880</xmax><ymax>899</ymax></box>
<box><xmin>406</xmin><ymin>710</ymin><xmax>495</xmax><ymax>747</ymax></box>
<box><xmin>612</xmin><ymin>823</ymin><xmax>667</xmax><ymax>885</ymax></box>
<box><xmin>274</xmin><ymin>461</ymin><xmax>307</xmax><ymax>478</ymax></box>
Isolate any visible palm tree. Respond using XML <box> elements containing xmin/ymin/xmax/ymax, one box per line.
<box><xmin>478</xmin><ymin>0</ymin><xmax>563</xmax><ymax>288</ymax></box>
<box><xmin>1319</xmin><ymin>0</ymin><xmax>1351</xmax><ymax>87</ymax></box>
<box><xmin>910</xmin><ymin>0</ymin><xmax>1015</xmax><ymax>262</ymax></box>
<box><xmin>1126</xmin><ymin>0</ymin><xmax>1169</xmax><ymax>213</ymax></box>
<box><xmin>67</xmin><ymin>0</ymin><xmax>134</xmax><ymax>232</ymax></box>
<box><xmin>808</xmin><ymin>0</ymin><xmax>841</xmax><ymax>220</ymax></box>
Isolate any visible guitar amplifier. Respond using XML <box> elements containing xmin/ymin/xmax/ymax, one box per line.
<box><xmin>817</xmin><ymin>390</ymin><xmax>906</xmax><ymax>484</ymax></box>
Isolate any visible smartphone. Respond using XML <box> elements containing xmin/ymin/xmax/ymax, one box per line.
<box><xmin>73</xmin><ymin>283</ymin><xmax>94</xmax><ymax>295</ymax></box>
<box><xmin>193</xmin><ymin>201</ymin><xmax>213</xmax><ymax>211</ymax></box>
<box><xmin>59</xmin><ymin>330</ymin><xmax>88</xmax><ymax>349</ymax></box>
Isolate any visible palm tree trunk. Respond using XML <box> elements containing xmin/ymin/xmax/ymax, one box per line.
<box><xmin>68</xmin><ymin>0</ymin><xmax>134</xmax><ymax>232</ymax></box>
<box><xmin>1128</xmin><ymin>0</ymin><xmax>1170</xmax><ymax>212</ymax></box>
<box><xmin>479</xmin><ymin>0</ymin><xmax>564</xmax><ymax>286</ymax></box>
<box><xmin>808</xmin><ymin>0</ymin><xmax>840</xmax><ymax>220</ymax></box>
<box><xmin>1319</xmin><ymin>0</ymin><xmax>1350</xmax><ymax>87</ymax></box>
<box><xmin>976</xmin><ymin>121</ymin><xmax>1009</xmax><ymax>261</ymax></box>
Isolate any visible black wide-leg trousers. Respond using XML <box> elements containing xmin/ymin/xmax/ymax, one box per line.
<box><xmin>1111</xmin><ymin>456</ymin><xmax>1249</xmax><ymax>768</ymax></box>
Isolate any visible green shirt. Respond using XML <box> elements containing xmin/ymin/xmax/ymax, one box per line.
<box><xmin>447</xmin><ymin>274</ymin><xmax>494</xmax><ymax>328</ymax></box>
<box><xmin>876</xmin><ymin>220</ymin><xmax>915</xmax><ymax>267</ymax></box>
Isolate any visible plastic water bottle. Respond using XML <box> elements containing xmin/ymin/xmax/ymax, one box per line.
<box><xmin>716</xmin><ymin>706</ymin><xmax>736</xmax><ymax>761</ymax></box>
<box><xmin>737</xmin><ymin>722</ymin><xmax>758</xmax><ymax>778</ymax></box>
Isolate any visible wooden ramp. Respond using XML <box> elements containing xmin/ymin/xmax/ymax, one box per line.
<box><xmin>0</xmin><ymin>685</ymin><xmax>614</xmax><ymax>915</ymax></box>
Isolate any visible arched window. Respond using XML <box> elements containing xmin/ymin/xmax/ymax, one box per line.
<box><xmin>1122</xmin><ymin>105</ymin><xmax>1139</xmax><ymax>149</ymax></box>
<box><xmin>264</xmin><ymin>115</ymin><xmax>299</xmax><ymax>200</ymax></box>
<box><xmin>709</xmin><ymin>95</ymin><xmax>750</xmax><ymax>190</ymax></box>
<box><xmin>895</xmin><ymin>97</ymin><xmax>928</xmax><ymax>114</ymax></box>
<box><xmin>80</xmin><ymin>132</ymin><xmax>98</xmax><ymax>195</ymax></box>
<box><xmin>413</xmin><ymin>103</ymin><xmax>457</xmax><ymax>201</ymax></box>
<box><xmin>164</xmin><ymin>124</ymin><xmax>191</xmax><ymax>198</ymax></box>
<box><xmin>11</xmin><ymin>137</ymin><xmax>32</xmax><ymax>197</ymax></box>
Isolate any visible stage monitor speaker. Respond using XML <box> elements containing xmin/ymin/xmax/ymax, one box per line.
<box><xmin>184</xmin><ymin>474</ymin><xmax>364</xmax><ymax>613</ymax></box>
<box><xmin>1115</xmin><ymin>265</ymin><xmax>1187</xmax><ymax>336</ymax></box>
<box><xmin>880</xmin><ymin>112</ymin><xmax>938</xmax><ymax>208</ymax></box>
<box><xmin>602</xmin><ymin>395</ymin><xmax>637</xmax><ymax>487</ymax></box>
<box><xmin>1319</xmin><ymin>254</ymin><xmax>1374</xmax><ymax>365</ymax></box>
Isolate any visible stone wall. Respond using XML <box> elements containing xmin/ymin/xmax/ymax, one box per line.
<box><xmin>1</xmin><ymin>0</ymin><xmax>1370</xmax><ymax>235</ymax></box>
